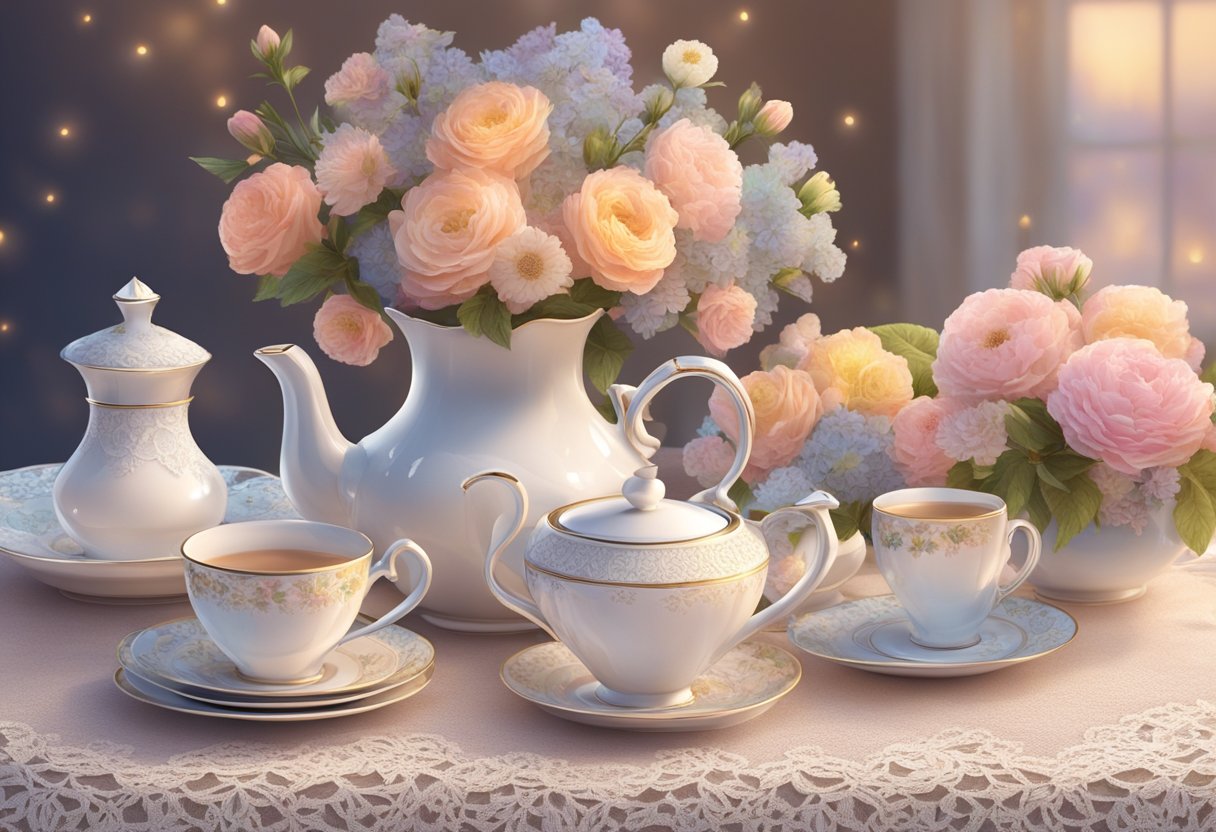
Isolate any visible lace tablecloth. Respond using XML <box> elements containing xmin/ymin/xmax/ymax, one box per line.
<box><xmin>2</xmin><ymin>528</ymin><xmax>1215</xmax><ymax>829</ymax></box>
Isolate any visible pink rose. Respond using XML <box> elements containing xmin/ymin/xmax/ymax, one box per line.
<box><xmin>218</xmin><ymin>163</ymin><xmax>324</xmax><ymax>276</ymax></box>
<box><xmin>255</xmin><ymin>25</ymin><xmax>281</xmax><ymax>57</ymax></box>
<box><xmin>1081</xmin><ymin>284</ymin><xmax>1204</xmax><ymax>371</ymax></box>
<box><xmin>324</xmin><ymin>53</ymin><xmax>390</xmax><ymax>109</ymax></box>
<box><xmin>644</xmin><ymin>118</ymin><xmax>743</xmax><ymax>243</ymax></box>
<box><xmin>312</xmin><ymin>295</ymin><xmax>393</xmax><ymax>367</ymax></box>
<box><xmin>562</xmin><ymin>167</ymin><xmax>678</xmax><ymax>294</ymax></box>
<box><xmin>1009</xmin><ymin>245</ymin><xmax>1092</xmax><ymax>299</ymax></box>
<box><xmin>315</xmin><ymin>124</ymin><xmax>395</xmax><ymax>216</ymax></box>
<box><xmin>682</xmin><ymin>435</ymin><xmax>736</xmax><ymax>488</ymax></box>
<box><xmin>695</xmin><ymin>283</ymin><xmax>757</xmax><ymax>356</ymax></box>
<box><xmin>1047</xmin><ymin>338</ymin><xmax>1215</xmax><ymax>475</ymax></box>
<box><xmin>755</xmin><ymin>100</ymin><xmax>793</xmax><ymax>135</ymax></box>
<box><xmin>426</xmin><ymin>82</ymin><xmax>552</xmax><ymax>180</ymax></box>
<box><xmin>709</xmin><ymin>365</ymin><xmax>823</xmax><ymax>482</ymax></box>
<box><xmin>389</xmin><ymin>168</ymin><xmax>526</xmax><ymax>309</ymax></box>
<box><xmin>932</xmin><ymin>288</ymin><xmax>1082</xmax><ymax>402</ymax></box>
<box><xmin>891</xmin><ymin>396</ymin><xmax>960</xmax><ymax>487</ymax></box>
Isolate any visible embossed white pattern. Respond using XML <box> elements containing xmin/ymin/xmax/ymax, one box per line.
<box><xmin>62</xmin><ymin>323</ymin><xmax>210</xmax><ymax>369</ymax></box>
<box><xmin>83</xmin><ymin>404</ymin><xmax>214</xmax><ymax>479</ymax></box>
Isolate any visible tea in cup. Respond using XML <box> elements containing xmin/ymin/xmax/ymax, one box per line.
<box><xmin>181</xmin><ymin>519</ymin><xmax>432</xmax><ymax>684</ymax></box>
<box><xmin>871</xmin><ymin>488</ymin><xmax>1041</xmax><ymax>649</ymax></box>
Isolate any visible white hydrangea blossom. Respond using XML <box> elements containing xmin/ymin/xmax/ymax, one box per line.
<box><xmin>767</xmin><ymin>141</ymin><xmax>819</xmax><ymax>187</ymax></box>
<box><xmin>799</xmin><ymin>407</ymin><xmax>904</xmax><ymax>503</ymax></box>
<box><xmin>620</xmin><ymin>259</ymin><xmax>690</xmax><ymax>338</ymax></box>
<box><xmin>349</xmin><ymin>223</ymin><xmax>403</xmax><ymax>303</ymax></box>
<box><xmin>753</xmin><ymin>466</ymin><xmax>814</xmax><ymax>513</ymax></box>
<box><xmin>696</xmin><ymin>416</ymin><xmax>722</xmax><ymax>438</ymax></box>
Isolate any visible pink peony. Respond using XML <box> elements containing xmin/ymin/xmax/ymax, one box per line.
<box><xmin>1081</xmin><ymin>284</ymin><xmax>1204</xmax><ymax>371</ymax></box>
<box><xmin>682</xmin><ymin>435</ymin><xmax>736</xmax><ymax>488</ymax></box>
<box><xmin>932</xmin><ymin>288</ymin><xmax>1082</xmax><ymax>402</ymax></box>
<box><xmin>695</xmin><ymin>283</ymin><xmax>757</xmax><ymax>356</ymax></box>
<box><xmin>315</xmin><ymin>125</ymin><xmax>395</xmax><ymax>216</ymax></box>
<box><xmin>709</xmin><ymin>365</ymin><xmax>823</xmax><ymax>482</ymax></box>
<box><xmin>644</xmin><ymin>118</ymin><xmax>743</xmax><ymax>243</ymax></box>
<box><xmin>389</xmin><ymin>168</ymin><xmax>526</xmax><ymax>310</ymax></box>
<box><xmin>891</xmin><ymin>397</ymin><xmax>960</xmax><ymax>486</ymax></box>
<box><xmin>312</xmin><ymin>295</ymin><xmax>393</xmax><ymax>366</ymax></box>
<box><xmin>324</xmin><ymin>53</ymin><xmax>390</xmax><ymax>109</ymax></box>
<box><xmin>1009</xmin><ymin>245</ymin><xmax>1092</xmax><ymax>299</ymax></box>
<box><xmin>218</xmin><ymin>163</ymin><xmax>324</xmax><ymax>277</ymax></box>
<box><xmin>755</xmin><ymin>100</ymin><xmax>793</xmax><ymax>135</ymax></box>
<box><xmin>1047</xmin><ymin>338</ymin><xmax>1215</xmax><ymax>475</ymax></box>
<box><xmin>426</xmin><ymin>82</ymin><xmax>552</xmax><ymax>180</ymax></box>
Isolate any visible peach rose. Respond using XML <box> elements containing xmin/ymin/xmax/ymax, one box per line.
<box><xmin>562</xmin><ymin>167</ymin><xmax>679</xmax><ymax>294</ymax></box>
<box><xmin>389</xmin><ymin>168</ymin><xmax>526</xmax><ymax>310</ymax></box>
<box><xmin>324</xmin><ymin>53</ymin><xmax>390</xmax><ymax>109</ymax></box>
<box><xmin>644</xmin><ymin>118</ymin><xmax>743</xmax><ymax>243</ymax></box>
<box><xmin>891</xmin><ymin>397</ymin><xmax>960</xmax><ymax>487</ymax></box>
<box><xmin>799</xmin><ymin>327</ymin><xmax>914</xmax><ymax>417</ymax></box>
<box><xmin>313</xmin><ymin>294</ymin><xmax>393</xmax><ymax>367</ymax></box>
<box><xmin>315</xmin><ymin>124</ymin><xmax>395</xmax><ymax>216</ymax></box>
<box><xmin>695</xmin><ymin>283</ymin><xmax>757</xmax><ymax>356</ymax></box>
<box><xmin>1081</xmin><ymin>284</ymin><xmax>1204</xmax><ymax>371</ymax></box>
<box><xmin>218</xmin><ymin>163</ymin><xmax>324</xmax><ymax>277</ymax></box>
<box><xmin>709</xmin><ymin>365</ymin><xmax>823</xmax><ymax>482</ymax></box>
<box><xmin>426</xmin><ymin>82</ymin><xmax>553</xmax><ymax>180</ymax></box>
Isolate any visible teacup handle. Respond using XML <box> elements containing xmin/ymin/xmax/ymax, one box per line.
<box><xmin>998</xmin><ymin>519</ymin><xmax>1042</xmax><ymax>602</ymax></box>
<box><xmin>338</xmin><ymin>539</ymin><xmax>433</xmax><ymax>646</ymax></box>
<box><xmin>713</xmin><ymin>491</ymin><xmax>840</xmax><ymax>663</ymax></box>
<box><xmin>621</xmin><ymin>356</ymin><xmax>754</xmax><ymax>513</ymax></box>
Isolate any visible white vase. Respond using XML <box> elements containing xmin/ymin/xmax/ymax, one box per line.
<box><xmin>1028</xmin><ymin>501</ymin><xmax>1186</xmax><ymax>603</ymax></box>
<box><xmin>258</xmin><ymin>311</ymin><xmax>650</xmax><ymax>632</ymax></box>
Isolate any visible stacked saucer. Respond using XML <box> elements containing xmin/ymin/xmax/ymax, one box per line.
<box><xmin>115</xmin><ymin>616</ymin><xmax>434</xmax><ymax>721</ymax></box>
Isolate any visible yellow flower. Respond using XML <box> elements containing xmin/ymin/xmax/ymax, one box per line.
<box><xmin>799</xmin><ymin>327</ymin><xmax>913</xmax><ymax>417</ymax></box>
<box><xmin>1081</xmin><ymin>284</ymin><xmax>1205</xmax><ymax>371</ymax></box>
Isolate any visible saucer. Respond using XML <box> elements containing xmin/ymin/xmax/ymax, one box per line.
<box><xmin>0</xmin><ymin>464</ymin><xmax>298</xmax><ymax>602</ymax></box>
<box><xmin>119</xmin><ymin>617</ymin><xmax>434</xmax><ymax>700</ymax></box>
<box><xmin>862</xmin><ymin>616</ymin><xmax>1027</xmax><ymax>663</ymax></box>
<box><xmin>115</xmin><ymin>663</ymin><xmax>433</xmax><ymax>722</ymax></box>
<box><xmin>788</xmin><ymin>595</ymin><xmax>1076</xmax><ymax>678</ymax></box>
<box><xmin>500</xmin><ymin>640</ymin><xmax>801</xmax><ymax>732</ymax></box>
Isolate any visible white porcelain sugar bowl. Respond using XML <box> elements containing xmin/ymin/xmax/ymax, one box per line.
<box><xmin>54</xmin><ymin>278</ymin><xmax>226</xmax><ymax>560</ymax></box>
<box><xmin>465</xmin><ymin>356</ymin><xmax>839</xmax><ymax>709</ymax></box>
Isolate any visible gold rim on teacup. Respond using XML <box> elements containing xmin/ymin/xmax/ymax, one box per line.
<box><xmin>180</xmin><ymin>520</ymin><xmax>375</xmax><ymax>576</ymax></box>
<box><xmin>872</xmin><ymin>487</ymin><xmax>1007</xmax><ymax>522</ymax></box>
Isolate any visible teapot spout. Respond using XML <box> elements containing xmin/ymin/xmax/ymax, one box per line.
<box><xmin>255</xmin><ymin>344</ymin><xmax>353</xmax><ymax>526</ymax></box>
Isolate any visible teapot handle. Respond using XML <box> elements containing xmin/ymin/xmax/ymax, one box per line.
<box><xmin>621</xmin><ymin>356</ymin><xmax>755</xmax><ymax>513</ymax></box>
<box><xmin>714</xmin><ymin>491</ymin><xmax>840</xmax><ymax>662</ymax></box>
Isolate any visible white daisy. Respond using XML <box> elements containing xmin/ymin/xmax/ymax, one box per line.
<box><xmin>661</xmin><ymin>40</ymin><xmax>718</xmax><ymax>89</ymax></box>
<box><xmin>488</xmin><ymin>226</ymin><xmax>574</xmax><ymax>311</ymax></box>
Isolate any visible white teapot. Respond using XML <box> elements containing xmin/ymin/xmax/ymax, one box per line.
<box><xmin>465</xmin><ymin>357</ymin><xmax>839</xmax><ymax>709</ymax></box>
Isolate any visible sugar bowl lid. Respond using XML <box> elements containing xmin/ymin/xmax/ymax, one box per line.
<box><xmin>60</xmin><ymin>278</ymin><xmax>210</xmax><ymax>371</ymax></box>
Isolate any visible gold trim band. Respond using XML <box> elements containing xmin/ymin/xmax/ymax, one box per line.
<box><xmin>63</xmin><ymin>356</ymin><xmax>210</xmax><ymax>373</ymax></box>
<box><xmin>524</xmin><ymin>558</ymin><xmax>766</xmax><ymax>589</ymax></box>
<box><xmin>181</xmin><ymin>546</ymin><xmax>374</xmax><ymax>576</ymax></box>
<box><xmin>255</xmin><ymin>344</ymin><xmax>296</xmax><ymax>355</ymax></box>
<box><xmin>547</xmin><ymin>496</ymin><xmax>739</xmax><ymax>546</ymax></box>
<box><xmin>873</xmin><ymin>504</ymin><xmax>1006</xmax><ymax>522</ymax></box>
<box><xmin>87</xmin><ymin>397</ymin><xmax>194</xmax><ymax>409</ymax></box>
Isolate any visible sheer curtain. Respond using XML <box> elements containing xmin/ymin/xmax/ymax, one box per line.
<box><xmin>898</xmin><ymin>0</ymin><xmax>1216</xmax><ymax>341</ymax></box>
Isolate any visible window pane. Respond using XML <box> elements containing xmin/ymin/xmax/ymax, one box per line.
<box><xmin>1068</xmin><ymin>149</ymin><xmax>1163</xmax><ymax>287</ymax></box>
<box><xmin>1068</xmin><ymin>2</ymin><xmax>1163</xmax><ymax>142</ymax></box>
<box><xmin>1172</xmin><ymin>150</ymin><xmax>1216</xmax><ymax>342</ymax></box>
<box><xmin>1172</xmin><ymin>2</ymin><xmax>1216</xmax><ymax>139</ymax></box>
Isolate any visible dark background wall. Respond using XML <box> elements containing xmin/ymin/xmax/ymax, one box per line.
<box><xmin>0</xmin><ymin>0</ymin><xmax>897</xmax><ymax>472</ymax></box>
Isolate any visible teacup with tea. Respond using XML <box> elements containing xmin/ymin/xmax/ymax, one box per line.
<box><xmin>871</xmin><ymin>488</ymin><xmax>1041</xmax><ymax>650</ymax></box>
<box><xmin>181</xmin><ymin>519</ymin><xmax>432</xmax><ymax>684</ymax></box>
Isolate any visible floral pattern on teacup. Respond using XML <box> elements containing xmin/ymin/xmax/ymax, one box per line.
<box><xmin>186</xmin><ymin>560</ymin><xmax>365</xmax><ymax>613</ymax></box>
<box><xmin>874</xmin><ymin>513</ymin><xmax>994</xmax><ymax>558</ymax></box>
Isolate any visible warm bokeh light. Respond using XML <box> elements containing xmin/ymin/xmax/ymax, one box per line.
<box><xmin>216</xmin><ymin>0</ymin><xmax>227</xmax><ymax>5</ymax></box>
<box><xmin>0</xmin><ymin>322</ymin><xmax>10</xmax><ymax>334</ymax></box>
<box><xmin>842</xmin><ymin>113</ymin><xmax>856</xmax><ymax>127</ymax></box>
<box><xmin>738</xmin><ymin>10</ymin><xmax>749</xmax><ymax>22</ymax></box>
<box><xmin>1018</xmin><ymin>214</ymin><xmax>1032</xmax><ymax>230</ymax></box>
<box><xmin>0</xmin><ymin>229</ymin><xmax>6</xmax><ymax>245</ymax></box>
<box><xmin>850</xmin><ymin>239</ymin><xmax>861</xmax><ymax>250</ymax></box>
<box><xmin>44</xmin><ymin>193</ymin><xmax>57</xmax><ymax>204</ymax></box>
<box><xmin>1189</xmin><ymin>248</ymin><xmax>1205</xmax><ymax>265</ymax></box>
<box><xmin>58</xmin><ymin>126</ymin><xmax>71</xmax><ymax>138</ymax></box>
<box><xmin>81</xmin><ymin>12</ymin><xmax>92</xmax><ymax>24</ymax></box>
<box><xmin>1069</xmin><ymin>2</ymin><xmax>1163</xmax><ymax>141</ymax></box>
<box><xmin>215</xmin><ymin>94</ymin><xmax>228</xmax><ymax>108</ymax></box>
<box><xmin>135</xmin><ymin>44</ymin><xmax>149</xmax><ymax>57</ymax></box>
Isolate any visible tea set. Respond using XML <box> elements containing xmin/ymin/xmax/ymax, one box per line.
<box><xmin>0</xmin><ymin>281</ymin><xmax>1078</xmax><ymax>727</ymax></box>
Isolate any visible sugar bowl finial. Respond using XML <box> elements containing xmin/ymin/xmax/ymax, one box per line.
<box><xmin>622</xmin><ymin>464</ymin><xmax>665</xmax><ymax>511</ymax></box>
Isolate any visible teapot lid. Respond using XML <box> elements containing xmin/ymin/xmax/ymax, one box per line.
<box><xmin>548</xmin><ymin>466</ymin><xmax>732</xmax><ymax>545</ymax></box>
<box><xmin>61</xmin><ymin>278</ymin><xmax>211</xmax><ymax>371</ymax></box>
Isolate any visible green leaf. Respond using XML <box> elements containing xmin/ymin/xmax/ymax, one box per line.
<box><xmin>457</xmin><ymin>287</ymin><xmax>513</xmax><ymax>349</ymax></box>
<box><xmin>189</xmin><ymin>156</ymin><xmax>249</xmax><ymax>184</ymax></box>
<box><xmin>1180</xmin><ymin>449</ymin><xmax>1216</xmax><ymax>490</ymax></box>
<box><xmin>276</xmin><ymin>245</ymin><xmax>349</xmax><ymax>306</ymax></box>
<box><xmin>283</xmin><ymin>65</ymin><xmax>310</xmax><ymax>92</ymax></box>
<box><xmin>348</xmin><ymin>189</ymin><xmax>403</xmax><ymax>239</ymax></box>
<box><xmin>1026</xmin><ymin>485</ymin><xmax>1052</xmax><ymax>532</ymax></box>
<box><xmin>518</xmin><ymin>294</ymin><xmax>597</xmax><ymax>322</ymax></box>
<box><xmin>584</xmin><ymin>315</ymin><xmax>634</xmax><ymax>394</ymax></box>
<box><xmin>327</xmin><ymin>216</ymin><xmax>351</xmax><ymax>255</ymax></box>
<box><xmin>253</xmin><ymin>274</ymin><xmax>280</xmax><ymax>302</ymax></box>
<box><xmin>1040</xmin><ymin>451</ymin><xmax>1097</xmax><ymax>484</ymax></box>
<box><xmin>1200</xmin><ymin>362</ymin><xmax>1216</xmax><ymax>386</ymax></box>
<box><xmin>568</xmin><ymin>278</ymin><xmax>622</xmax><ymax>310</ymax></box>
<box><xmin>594</xmin><ymin>397</ymin><xmax>618</xmax><ymax>424</ymax></box>
<box><xmin>983</xmin><ymin>450</ymin><xmax>1036</xmax><ymax>518</ymax></box>
<box><xmin>947</xmin><ymin>460</ymin><xmax>980</xmax><ymax>490</ymax></box>
<box><xmin>1005</xmin><ymin>399</ymin><xmax>1065</xmax><ymax>453</ymax></box>
<box><xmin>343</xmin><ymin>277</ymin><xmax>384</xmax><ymax>315</ymax></box>
<box><xmin>727</xmin><ymin>478</ymin><xmax>754</xmax><ymax>511</ymax></box>
<box><xmin>279</xmin><ymin>28</ymin><xmax>294</xmax><ymax>61</ymax></box>
<box><xmin>829</xmin><ymin>500</ymin><xmax>867</xmax><ymax>542</ymax></box>
<box><xmin>868</xmin><ymin>323</ymin><xmax>940</xmax><ymax>398</ymax></box>
<box><xmin>1175</xmin><ymin>467</ymin><xmax>1216</xmax><ymax>554</ymax></box>
<box><xmin>1040</xmin><ymin>473</ymin><xmax>1102</xmax><ymax>550</ymax></box>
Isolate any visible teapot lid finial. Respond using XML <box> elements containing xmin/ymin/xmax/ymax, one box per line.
<box><xmin>114</xmin><ymin>276</ymin><xmax>159</xmax><ymax>302</ymax></box>
<box><xmin>622</xmin><ymin>465</ymin><xmax>665</xmax><ymax>512</ymax></box>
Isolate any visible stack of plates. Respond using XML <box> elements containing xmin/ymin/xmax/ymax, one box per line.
<box><xmin>114</xmin><ymin>617</ymin><xmax>434</xmax><ymax>721</ymax></box>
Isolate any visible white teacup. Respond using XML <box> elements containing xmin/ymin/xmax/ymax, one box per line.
<box><xmin>182</xmin><ymin>519</ymin><xmax>432</xmax><ymax>684</ymax></box>
<box><xmin>871</xmin><ymin>488</ymin><xmax>1041</xmax><ymax>649</ymax></box>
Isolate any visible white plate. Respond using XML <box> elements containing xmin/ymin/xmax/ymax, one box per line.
<box><xmin>788</xmin><ymin>595</ymin><xmax>1077</xmax><ymax>678</ymax></box>
<box><xmin>0</xmin><ymin>464</ymin><xmax>297</xmax><ymax>601</ymax></box>
<box><xmin>115</xmin><ymin>664</ymin><xmax>433</xmax><ymax>722</ymax></box>
<box><xmin>119</xmin><ymin>617</ymin><xmax>434</xmax><ymax>700</ymax></box>
<box><xmin>500</xmin><ymin>640</ymin><xmax>801</xmax><ymax>732</ymax></box>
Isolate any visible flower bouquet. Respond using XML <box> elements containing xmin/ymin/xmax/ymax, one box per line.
<box><xmin>193</xmin><ymin>17</ymin><xmax>847</xmax><ymax>394</ymax></box>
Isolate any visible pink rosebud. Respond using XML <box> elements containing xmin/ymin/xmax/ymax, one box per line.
<box><xmin>256</xmin><ymin>25</ymin><xmax>281</xmax><ymax>57</ymax></box>
<box><xmin>695</xmin><ymin>283</ymin><xmax>757</xmax><ymax>356</ymax></box>
<box><xmin>755</xmin><ymin>100</ymin><xmax>793</xmax><ymax>135</ymax></box>
<box><xmin>227</xmin><ymin>110</ymin><xmax>274</xmax><ymax>157</ymax></box>
<box><xmin>313</xmin><ymin>295</ymin><xmax>393</xmax><ymax>367</ymax></box>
